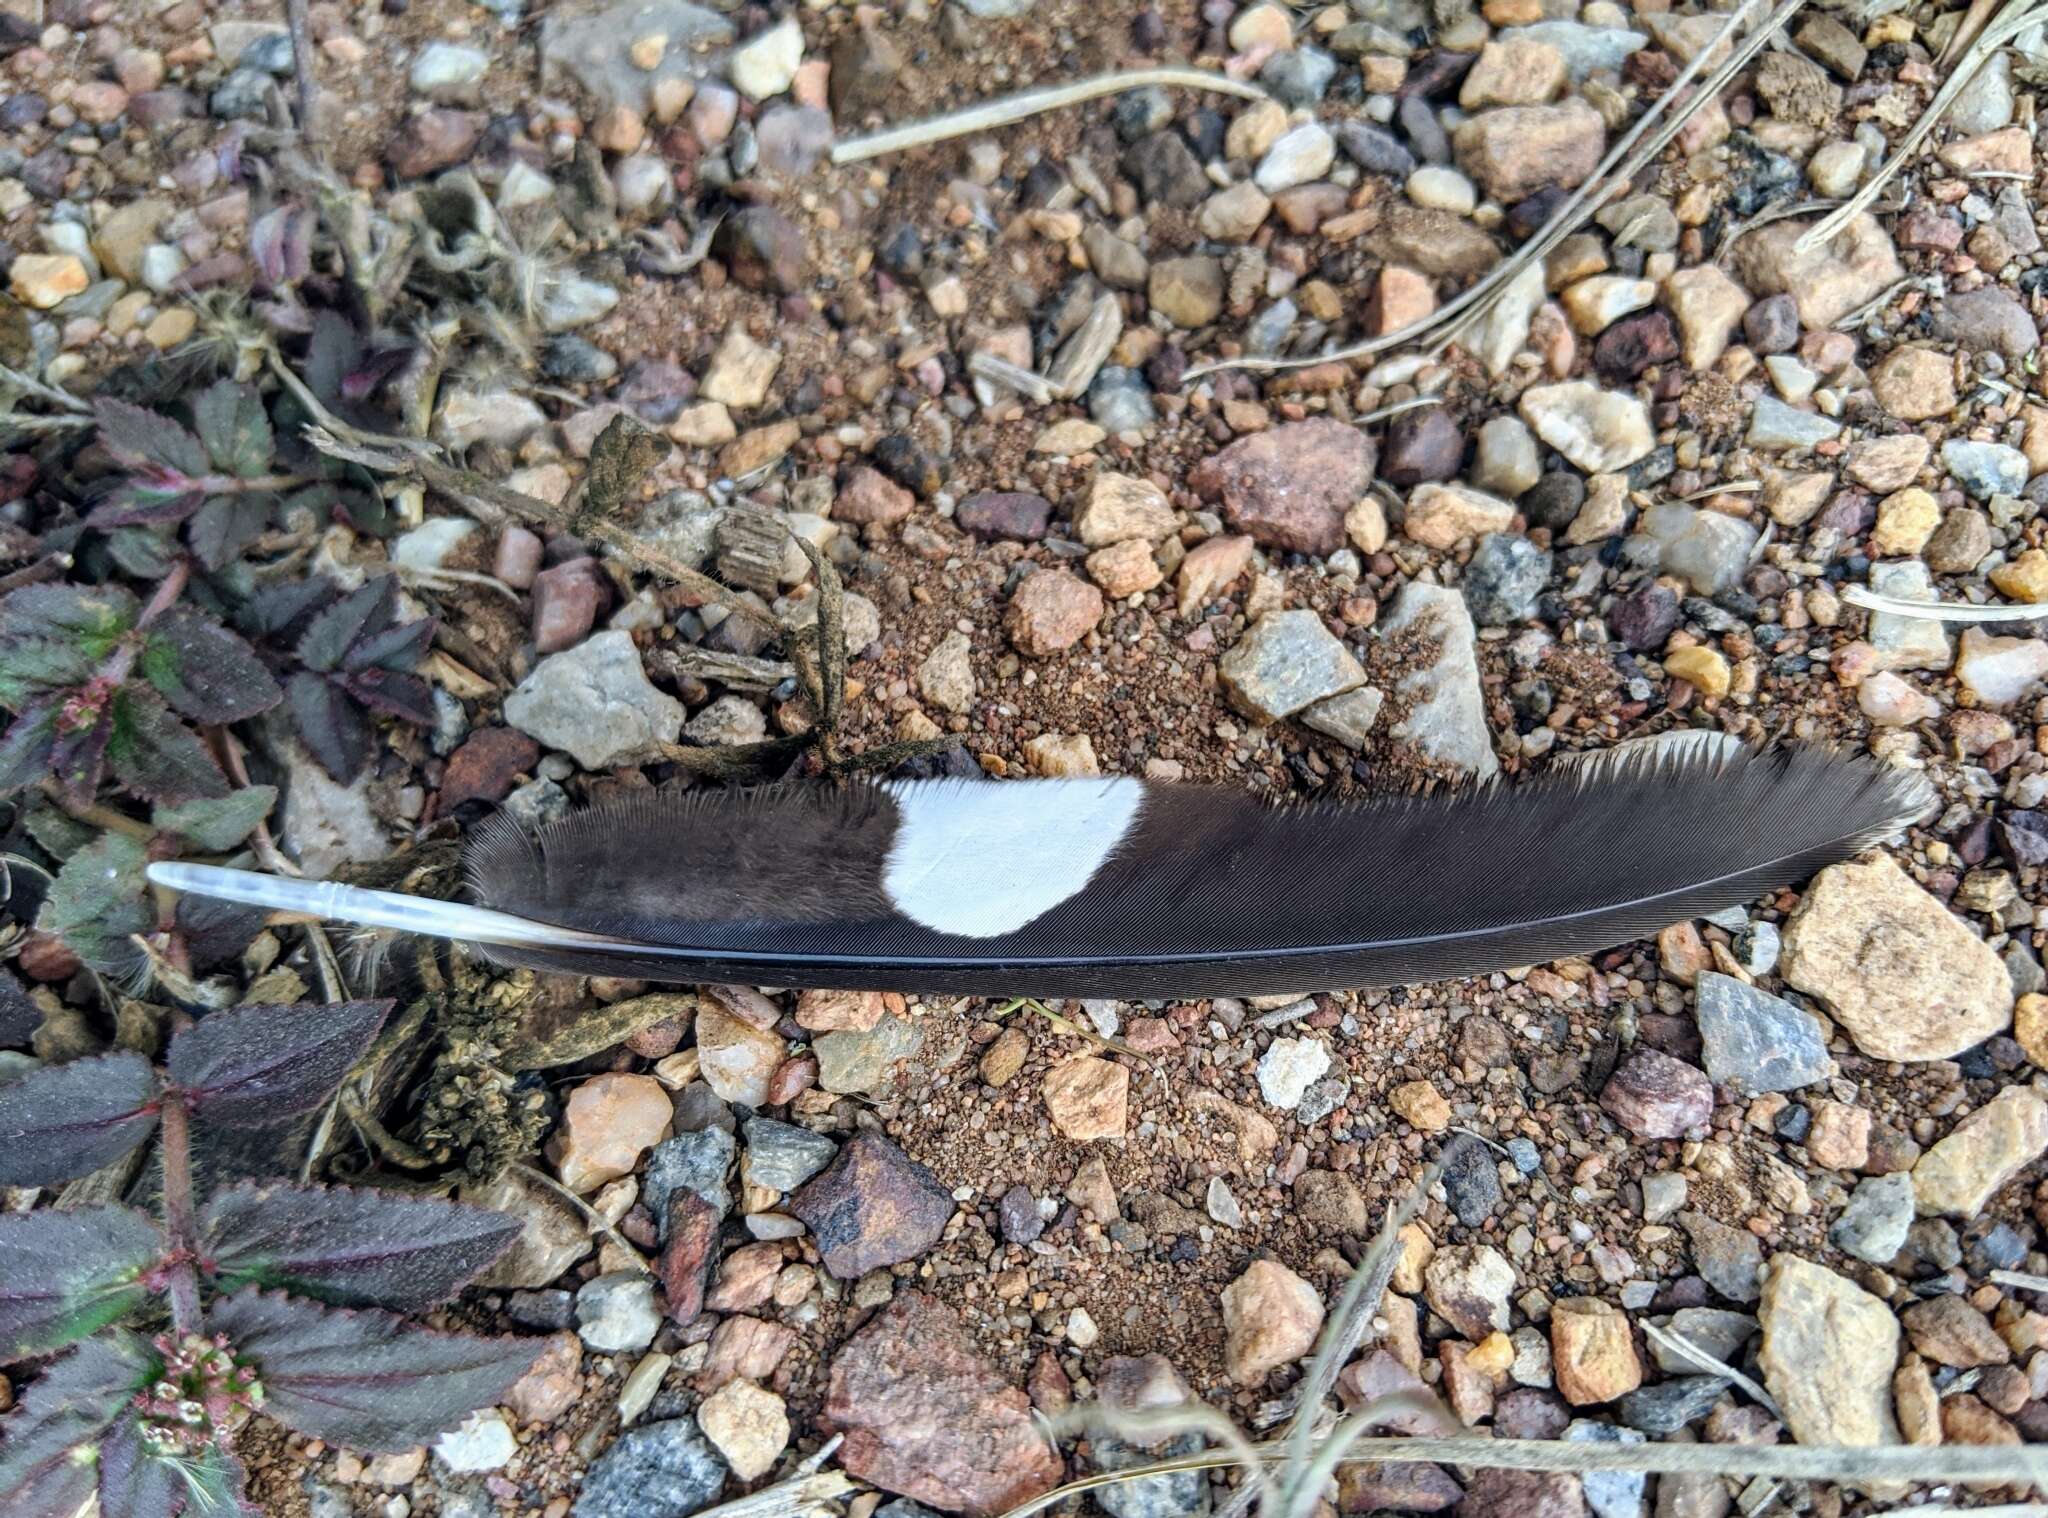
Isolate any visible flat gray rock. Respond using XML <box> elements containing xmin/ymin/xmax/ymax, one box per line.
<box><xmin>539</xmin><ymin>0</ymin><xmax>734</xmax><ymax>115</ymax></box>
<box><xmin>1377</xmin><ymin>583</ymin><xmax>1499</xmax><ymax>780</ymax></box>
<box><xmin>1695</xmin><ymin>971</ymin><xmax>1830</xmax><ymax>1094</ymax></box>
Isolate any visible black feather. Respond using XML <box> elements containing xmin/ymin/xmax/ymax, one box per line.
<box><xmin>461</xmin><ymin>740</ymin><xmax>1930</xmax><ymax>997</ymax></box>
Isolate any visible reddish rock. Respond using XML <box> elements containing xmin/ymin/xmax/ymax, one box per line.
<box><xmin>505</xmin><ymin>1332</ymin><xmax>582</xmax><ymax>1425</ymax></box>
<box><xmin>834</xmin><ymin>465</ymin><xmax>916</xmax><ymax>525</ymax></box>
<box><xmin>696</xmin><ymin>1314</ymin><xmax>797</xmax><ymax>1392</ymax></box>
<box><xmin>659</xmin><ymin>1190</ymin><xmax>719</xmax><ymax>1326</ymax></box>
<box><xmin>495</xmin><ymin>526</ymin><xmax>544</xmax><ymax>589</ymax></box>
<box><xmin>1460</xmin><ymin>1469</ymin><xmax>1586</xmax><ymax>1518</ymax></box>
<box><xmin>823</xmin><ymin>1291</ymin><xmax>1064</xmax><ymax>1516</ymax></box>
<box><xmin>956</xmin><ymin>491</ymin><xmax>1052</xmax><ymax>541</ymax></box>
<box><xmin>18</xmin><ymin>931</ymin><xmax>81</xmax><ymax>983</ymax></box>
<box><xmin>1600</xmin><ymin>1048</ymin><xmax>1713</xmax><ymax>1139</ymax></box>
<box><xmin>1005</xmin><ymin>569</ymin><xmax>1104</xmax><ymax>656</ymax></box>
<box><xmin>440</xmin><ymin>728</ymin><xmax>541</xmax><ymax>809</ymax></box>
<box><xmin>386</xmin><ymin>109</ymin><xmax>486</xmax><ymax>178</ymax></box>
<box><xmin>765</xmin><ymin>1052</ymin><xmax>818</xmax><ymax>1104</ymax></box>
<box><xmin>531</xmin><ymin>557</ymin><xmax>609</xmax><ymax>653</ymax></box>
<box><xmin>786</xmin><ymin>1132</ymin><xmax>953</xmax><ymax>1279</ymax></box>
<box><xmin>1189</xmin><ymin>418</ymin><xmax>1377</xmax><ymax>555</ymax></box>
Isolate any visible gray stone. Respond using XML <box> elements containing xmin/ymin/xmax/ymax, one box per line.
<box><xmin>410</xmin><ymin>42</ymin><xmax>489</xmax><ymax>100</ymax></box>
<box><xmin>1377</xmin><ymin>583</ymin><xmax>1499</xmax><ymax>779</ymax></box>
<box><xmin>504</xmin><ymin>630</ymin><xmax>685</xmax><ymax>769</ymax></box>
<box><xmin>1628</xmin><ymin>502</ymin><xmax>1758</xmax><ymax>598</ymax></box>
<box><xmin>1094</xmin><ymin>1432</ymin><xmax>1210</xmax><ymax>1518</ymax></box>
<box><xmin>1694</xmin><ymin>971</ymin><xmax>1830</xmax><ymax>1094</ymax></box>
<box><xmin>1463</xmin><ymin>533</ymin><xmax>1551</xmax><ymax>625</ymax></box>
<box><xmin>1261</xmin><ymin>47</ymin><xmax>1339</xmax><ymax>107</ymax></box>
<box><xmin>1949</xmin><ymin>49</ymin><xmax>2014</xmax><ymax>133</ymax></box>
<box><xmin>815</xmin><ymin>1013</ymin><xmax>922</xmax><ymax>1094</ymax></box>
<box><xmin>1829</xmin><ymin>1171</ymin><xmax>1914</xmax><ymax>1264</ymax></box>
<box><xmin>741</xmin><ymin>1117</ymin><xmax>837</xmax><ymax>1192</ymax></box>
<box><xmin>1930</xmin><ymin>287</ymin><xmax>2038</xmax><ymax>361</ymax></box>
<box><xmin>1678</xmin><ymin>1211</ymin><xmax>1762</xmax><ymax>1303</ymax></box>
<box><xmin>1506</xmin><ymin>21</ymin><xmax>1647</xmax><ymax>79</ymax></box>
<box><xmin>643</xmin><ymin>1127</ymin><xmax>735</xmax><ymax>1231</ymax></box>
<box><xmin>1616</xmin><ymin>1377</ymin><xmax>1727</xmax><ymax>1435</ymax></box>
<box><xmin>1301</xmin><ymin>686</ymin><xmax>1385</xmax><ymax>751</ymax></box>
<box><xmin>1565</xmin><ymin>1421</ymin><xmax>1645</xmax><ymax>1518</ymax></box>
<box><xmin>1089</xmin><ymin>366</ymin><xmax>1157</xmax><ymax>433</ymax></box>
<box><xmin>1333</xmin><ymin>120</ymin><xmax>1415</xmax><ymax>177</ymax></box>
<box><xmin>1746</xmin><ymin>395</ymin><xmax>1840</xmax><ymax>451</ymax></box>
<box><xmin>575</xmin><ymin>1271</ymin><xmax>662</xmax><ymax>1353</ymax></box>
<box><xmin>632</xmin><ymin>491</ymin><xmax>726</xmax><ymax>569</ymax></box>
<box><xmin>573</xmin><ymin>1419</ymin><xmax>728</xmax><ymax>1518</ymax></box>
<box><xmin>1649</xmin><ymin>1308</ymin><xmax>1756</xmax><ymax>1374</ymax></box>
<box><xmin>1865</xmin><ymin>560</ymin><xmax>1951</xmax><ymax>672</ymax></box>
<box><xmin>1943</xmin><ymin>439</ymin><xmax>2030</xmax><ymax>500</ymax></box>
<box><xmin>540</xmin><ymin>0</ymin><xmax>736</xmax><ymax>116</ymax></box>
<box><xmin>1220</xmin><ymin>609</ymin><xmax>1367</xmax><ymax>722</ymax></box>
<box><xmin>1257</xmin><ymin>1037</ymin><xmax>1332</xmax><ymax>1110</ymax></box>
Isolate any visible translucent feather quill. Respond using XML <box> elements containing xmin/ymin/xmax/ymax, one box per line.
<box><xmin>148</xmin><ymin>742</ymin><xmax>1931</xmax><ymax>998</ymax></box>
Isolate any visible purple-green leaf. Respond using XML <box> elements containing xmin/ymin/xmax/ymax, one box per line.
<box><xmin>339</xmin><ymin>669</ymin><xmax>436</xmax><ymax>727</ymax></box>
<box><xmin>0</xmin><ymin>1334</ymin><xmax>156</xmax><ymax>1516</ymax></box>
<box><xmin>341</xmin><ymin>614</ymin><xmax>433</xmax><ymax>675</ymax></box>
<box><xmin>0</xmin><ymin>701</ymin><xmax>60</xmax><ymax>796</ymax></box>
<box><xmin>0</xmin><ymin>584</ymin><xmax>137</xmax><ymax>710</ymax></box>
<box><xmin>166</xmin><ymin>1000</ymin><xmax>390</xmax><ymax>1128</ymax></box>
<box><xmin>0</xmin><ymin>971</ymin><xmax>36</xmax><ymax>1047</ymax></box>
<box><xmin>94</xmin><ymin>399</ymin><xmax>208</xmax><ymax>480</ymax></box>
<box><xmin>138</xmin><ymin>607</ymin><xmax>282</xmax><ymax>725</ymax></box>
<box><xmin>39</xmin><ymin>831</ymin><xmax>153</xmax><ymax>974</ymax></box>
<box><xmin>105</xmin><ymin>686</ymin><xmax>229</xmax><ymax>803</ymax></box>
<box><xmin>47</xmin><ymin>707</ymin><xmax>111</xmax><ymax>807</ymax></box>
<box><xmin>0</xmin><ymin>1051</ymin><xmax>159</xmax><ymax>1187</ymax></box>
<box><xmin>207</xmin><ymin>1289</ymin><xmax>539</xmax><ymax>1453</ymax></box>
<box><xmin>285</xmin><ymin>671</ymin><xmax>370</xmax><ymax>783</ymax></box>
<box><xmin>199</xmin><ymin>1182</ymin><xmax>518</xmax><ymax>1312</ymax></box>
<box><xmin>186</xmin><ymin>494</ymin><xmax>274</xmax><ymax>573</ymax></box>
<box><xmin>94</xmin><ymin>1416</ymin><xmax>182</xmax><ymax>1518</ymax></box>
<box><xmin>191</xmin><ymin>381</ymin><xmax>272</xmax><ymax>481</ymax></box>
<box><xmin>0</xmin><ymin>1205</ymin><xmax>165</xmax><ymax>1363</ymax></box>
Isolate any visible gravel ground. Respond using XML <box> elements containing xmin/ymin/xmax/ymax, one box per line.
<box><xmin>5</xmin><ymin>0</ymin><xmax>2048</xmax><ymax>1515</ymax></box>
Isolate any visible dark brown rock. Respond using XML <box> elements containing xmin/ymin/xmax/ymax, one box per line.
<box><xmin>714</xmin><ymin>206</ymin><xmax>809</xmax><ymax>293</ymax></box>
<box><xmin>1901</xmin><ymin>1294</ymin><xmax>2012</xmax><ymax>1368</ymax></box>
<box><xmin>1366</xmin><ymin>204</ymin><xmax>1501</xmax><ymax>281</ymax></box>
<box><xmin>1743</xmin><ymin>294</ymin><xmax>1799</xmax><ymax>354</ymax></box>
<box><xmin>1380</xmin><ymin>407</ymin><xmax>1465</xmax><ymax>485</ymax></box>
<box><xmin>1461</xmin><ymin>1469</ymin><xmax>1585</xmax><ymax>1518</ymax></box>
<box><xmin>786</xmin><ymin>1132</ymin><xmax>953</xmax><ymax>1279</ymax></box>
<box><xmin>659</xmin><ymin>1190</ymin><xmax>719</xmax><ymax>1326</ymax></box>
<box><xmin>829</xmin><ymin>26</ymin><xmax>902</xmax><ymax>117</ymax></box>
<box><xmin>1600</xmin><ymin>1048</ymin><xmax>1712</xmax><ymax>1139</ymax></box>
<box><xmin>957</xmin><ymin>491</ymin><xmax>1052</xmax><ymax>541</ymax></box>
<box><xmin>1339</xmin><ymin>1462</ymin><xmax>1463</xmax><ymax>1512</ymax></box>
<box><xmin>386</xmin><ymin>108</ymin><xmax>485</xmax><ymax>178</ymax></box>
<box><xmin>1594</xmin><ymin>310</ymin><xmax>1680</xmax><ymax>379</ymax></box>
<box><xmin>1189</xmin><ymin>418</ymin><xmax>1377</xmax><ymax>555</ymax></box>
<box><xmin>440</xmin><ymin>727</ymin><xmax>541</xmax><ymax>809</ymax></box>
<box><xmin>823</xmin><ymin>1291</ymin><xmax>1064</xmax><ymax>1516</ymax></box>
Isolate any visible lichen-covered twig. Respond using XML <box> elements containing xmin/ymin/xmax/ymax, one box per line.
<box><xmin>831</xmin><ymin>69</ymin><xmax>1270</xmax><ymax>165</ymax></box>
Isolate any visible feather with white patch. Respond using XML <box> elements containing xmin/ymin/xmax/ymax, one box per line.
<box><xmin>147</xmin><ymin>741</ymin><xmax>1930</xmax><ymax>998</ymax></box>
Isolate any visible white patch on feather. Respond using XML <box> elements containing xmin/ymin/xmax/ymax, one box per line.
<box><xmin>879</xmin><ymin>779</ymin><xmax>1145</xmax><ymax>937</ymax></box>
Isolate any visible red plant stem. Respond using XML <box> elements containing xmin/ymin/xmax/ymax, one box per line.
<box><xmin>157</xmin><ymin>1092</ymin><xmax>203</xmax><ymax>1336</ymax></box>
<box><xmin>94</xmin><ymin>557</ymin><xmax>191</xmax><ymax>694</ymax></box>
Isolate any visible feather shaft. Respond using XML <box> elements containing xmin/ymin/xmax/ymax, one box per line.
<box><xmin>147</xmin><ymin>745</ymin><xmax>1930</xmax><ymax>998</ymax></box>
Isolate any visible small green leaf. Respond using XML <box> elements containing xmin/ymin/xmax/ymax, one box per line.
<box><xmin>40</xmin><ymin>832</ymin><xmax>152</xmax><ymax>973</ymax></box>
<box><xmin>0</xmin><ymin>585</ymin><xmax>138</xmax><ymax>710</ymax></box>
<box><xmin>191</xmin><ymin>379</ymin><xmax>272</xmax><ymax>480</ymax></box>
<box><xmin>101</xmin><ymin>526</ymin><xmax>182</xmax><ymax>582</ymax></box>
<box><xmin>94</xmin><ymin>398</ymin><xmax>208</xmax><ymax>479</ymax></box>
<box><xmin>152</xmin><ymin>786</ymin><xmax>276</xmax><ymax>852</ymax></box>
<box><xmin>104</xmin><ymin>686</ymin><xmax>228</xmax><ymax>803</ymax></box>
<box><xmin>138</xmin><ymin>607</ymin><xmax>281</xmax><ymax>724</ymax></box>
<box><xmin>23</xmin><ymin>804</ymin><xmax>96</xmax><ymax>862</ymax></box>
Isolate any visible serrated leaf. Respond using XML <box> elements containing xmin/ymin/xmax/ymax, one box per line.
<box><xmin>232</xmin><ymin>577</ymin><xmax>333</xmax><ymax>641</ymax></box>
<box><xmin>95</xmin><ymin>1416</ymin><xmax>182</xmax><ymax>1518</ymax></box>
<box><xmin>0</xmin><ymin>1050</ymin><xmax>159</xmax><ymax>1188</ymax></box>
<box><xmin>40</xmin><ymin>832</ymin><xmax>153</xmax><ymax>974</ymax></box>
<box><xmin>285</xmin><ymin>672</ymin><xmax>370</xmax><ymax>784</ymax></box>
<box><xmin>105</xmin><ymin>687</ymin><xmax>229</xmax><ymax>803</ymax></box>
<box><xmin>86</xmin><ymin>475</ymin><xmax>206</xmax><ymax>529</ymax></box>
<box><xmin>341</xmin><ymin>613</ymin><xmax>433</xmax><ymax>675</ymax></box>
<box><xmin>94</xmin><ymin>398</ymin><xmax>208</xmax><ymax>480</ymax></box>
<box><xmin>186</xmin><ymin>495</ymin><xmax>274</xmax><ymax>574</ymax></box>
<box><xmin>0</xmin><ymin>1334</ymin><xmax>156</xmax><ymax>1514</ymax></box>
<box><xmin>48</xmin><ymin>708</ymin><xmax>111</xmax><ymax>807</ymax></box>
<box><xmin>166</xmin><ymin>1000</ymin><xmax>390</xmax><ymax>1128</ymax></box>
<box><xmin>200</xmin><ymin>1182</ymin><xmax>518</xmax><ymax>1312</ymax></box>
<box><xmin>152</xmin><ymin>787</ymin><xmax>276</xmax><ymax>852</ymax></box>
<box><xmin>294</xmin><ymin>579</ymin><xmax>390</xmax><ymax>674</ymax></box>
<box><xmin>102</xmin><ymin>526</ymin><xmax>183</xmax><ymax>582</ymax></box>
<box><xmin>174</xmin><ymin>895</ymin><xmax>266</xmax><ymax>972</ymax></box>
<box><xmin>338</xmin><ymin>670</ymin><xmax>436</xmax><ymax>727</ymax></box>
<box><xmin>138</xmin><ymin>607</ymin><xmax>281</xmax><ymax>725</ymax></box>
<box><xmin>0</xmin><ymin>702</ymin><xmax>60</xmax><ymax>795</ymax></box>
<box><xmin>208</xmin><ymin>1290</ymin><xmax>538</xmax><ymax>1453</ymax></box>
<box><xmin>301</xmin><ymin>311</ymin><xmax>361</xmax><ymax>410</ymax></box>
<box><xmin>0</xmin><ymin>585</ymin><xmax>137</xmax><ymax>709</ymax></box>
<box><xmin>191</xmin><ymin>382</ymin><xmax>271</xmax><ymax>480</ymax></box>
<box><xmin>0</xmin><ymin>1205</ymin><xmax>165</xmax><ymax>1363</ymax></box>
<box><xmin>24</xmin><ymin>804</ymin><xmax>98</xmax><ymax>861</ymax></box>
